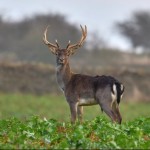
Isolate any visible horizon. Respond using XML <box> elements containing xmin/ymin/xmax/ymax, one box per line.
<box><xmin>0</xmin><ymin>0</ymin><xmax>150</xmax><ymax>51</ymax></box>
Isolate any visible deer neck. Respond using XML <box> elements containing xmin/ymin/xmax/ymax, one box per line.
<box><xmin>56</xmin><ymin>62</ymin><xmax>72</xmax><ymax>92</ymax></box>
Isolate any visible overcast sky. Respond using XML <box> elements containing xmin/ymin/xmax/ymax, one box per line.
<box><xmin>0</xmin><ymin>0</ymin><xmax>150</xmax><ymax>50</ymax></box>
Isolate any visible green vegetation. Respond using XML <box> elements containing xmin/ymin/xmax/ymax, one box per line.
<box><xmin>0</xmin><ymin>93</ymin><xmax>68</xmax><ymax>121</ymax></box>
<box><xmin>0</xmin><ymin>93</ymin><xmax>150</xmax><ymax>149</ymax></box>
<box><xmin>0</xmin><ymin>93</ymin><xmax>150</xmax><ymax>121</ymax></box>
<box><xmin>0</xmin><ymin>116</ymin><xmax>149</xmax><ymax>149</ymax></box>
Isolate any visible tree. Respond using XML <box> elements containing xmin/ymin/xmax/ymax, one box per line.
<box><xmin>115</xmin><ymin>11</ymin><xmax>150</xmax><ymax>52</ymax></box>
<box><xmin>0</xmin><ymin>13</ymin><xmax>84</xmax><ymax>63</ymax></box>
<box><xmin>86</xmin><ymin>31</ymin><xmax>107</xmax><ymax>50</ymax></box>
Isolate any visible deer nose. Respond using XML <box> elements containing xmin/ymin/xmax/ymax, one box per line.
<box><xmin>59</xmin><ymin>57</ymin><xmax>65</xmax><ymax>63</ymax></box>
<box><xmin>60</xmin><ymin>58</ymin><xmax>65</xmax><ymax>61</ymax></box>
<box><xmin>59</xmin><ymin>58</ymin><xmax>64</xmax><ymax>61</ymax></box>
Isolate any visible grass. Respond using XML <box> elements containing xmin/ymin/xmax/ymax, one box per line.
<box><xmin>0</xmin><ymin>93</ymin><xmax>150</xmax><ymax>122</ymax></box>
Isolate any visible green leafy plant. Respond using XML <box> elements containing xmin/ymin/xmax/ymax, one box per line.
<box><xmin>0</xmin><ymin>116</ymin><xmax>149</xmax><ymax>149</ymax></box>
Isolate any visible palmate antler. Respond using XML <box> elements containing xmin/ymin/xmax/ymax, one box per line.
<box><xmin>43</xmin><ymin>25</ymin><xmax>87</xmax><ymax>55</ymax></box>
<box><xmin>66</xmin><ymin>25</ymin><xmax>87</xmax><ymax>55</ymax></box>
<box><xmin>43</xmin><ymin>25</ymin><xmax>60</xmax><ymax>55</ymax></box>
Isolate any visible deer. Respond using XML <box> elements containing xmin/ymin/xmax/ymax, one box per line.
<box><xmin>43</xmin><ymin>25</ymin><xmax>124</xmax><ymax>124</ymax></box>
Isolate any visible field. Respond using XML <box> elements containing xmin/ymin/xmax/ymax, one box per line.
<box><xmin>0</xmin><ymin>93</ymin><xmax>150</xmax><ymax>121</ymax></box>
<box><xmin>0</xmin><ymin>93</ymin><xmax>150</xmax><ymax>149</ymax></box>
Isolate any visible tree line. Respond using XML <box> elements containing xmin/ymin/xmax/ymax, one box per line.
<box><xmin>0</xmin><ymin>13</ymin><xmax>86</xmax><ymax>63</ymax></box>
<box><xmin>0</xmin><ymin>10</ymin><xmax>150</xmax><ymax>64</ymax></box>
<box><xmin>115</xmin><ymin>10</ymin><xmax>150</xmax><ymax>52</ymax></box>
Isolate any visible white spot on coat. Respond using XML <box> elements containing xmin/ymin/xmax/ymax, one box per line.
<box><xmin>78</xmin><ymin>98</ymin><xmax>98</xmax><ymax>106</ymax></box>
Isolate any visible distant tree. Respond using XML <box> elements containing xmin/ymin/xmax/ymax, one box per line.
<box><xmin>0</xmin><ymin>13</ymin><xmax>84</xmax><ymax>63</ymax></box>
<box><xmin>0</xmin><ymin>12</ymin><xmax>106</xmax><ymax>63</ymax></box>
<box><xmin>86</xmin><ymin>31</ymin><xmax>107</xmax><ymax>50</ymax></box>
<box><xmin>115</xmin><ymin>11</ymin><xmax>150</xmax><ymax>52</ymax></box>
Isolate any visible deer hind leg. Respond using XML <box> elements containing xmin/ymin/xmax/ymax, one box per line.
<box><xmin>100</xmin><ymin>103</ymin><xmax>118</xmax><ymax>123</ymax></box>
<box><xmin>111</xmin><ymin>84</ymin><xmax>122</xmax><ymax>124</ymax></box>
<box><xmin>112</xmin><ymin>102</ymin><xmax>122</xmax><ymax>124</ymax></box>
<box><xmin>96</xmin><ymin>87</ymin><xmax>118</xmax><ymax>123</ymax></box>
<box><xmin>77</xmin><ymin>106</ymin><xmax>83</xmax><ymax>123</ymax></box>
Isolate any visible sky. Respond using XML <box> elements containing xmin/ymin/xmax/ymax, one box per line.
<box><xmin>0</xmin><ymin>0</ymin><xmax>150</xmax><ymax>50</ymax></box>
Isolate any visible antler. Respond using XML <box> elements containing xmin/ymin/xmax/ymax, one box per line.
<box><xmin>66</xmin><ymin>25</ymin><xmax>87</xmax><ymax>55</ymax></box>
<box><xmin>43</xmin><ymin>25</ymin><xmax>59</xmax><ymax>55</ymax></box>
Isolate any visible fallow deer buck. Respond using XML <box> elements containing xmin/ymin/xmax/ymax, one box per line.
<box><xmin>43</xmin><ymin>25</ymin><xmax>124</xmax><ymax>124</ymax></box>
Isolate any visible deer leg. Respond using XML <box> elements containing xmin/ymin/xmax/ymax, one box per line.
<box><xmin>96</xmin><ymin>88</ymin><xmax>118</xmax><ymax>123</ymax></box>
<box><xmin>101</xmin><ymin>104</ymin><xmax>118</xmax><ymax>123</ymax></box>
<box><xmin>112</xmin><ymin>102</ymin><xmax>122</xmax><ymax>124</ymax></box>
<box><xmin>77</xmin><ymin>106</ymin><xmax>83</xmax><ymax>123</ymax></box>
<box><xmin>69</xmin><ymin>102</ymin><xmax>78</xmax><ymax>124</ymax></box>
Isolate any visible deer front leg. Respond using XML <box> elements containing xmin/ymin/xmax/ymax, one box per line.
<box><xmin>69</xmin><ymin>102</ymin><xmax>78</xmax><ymax>124</ymax></box>
<box><xmin>77</xmin><ymin>106</ymin><xmax>83</xmax><ymax>123</ymax></box>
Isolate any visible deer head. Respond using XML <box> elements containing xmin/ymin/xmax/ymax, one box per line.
<box><xmin>43</xmin><ymin>25</ymin><xmax>87</xmax><ymax>64</ymax></box>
